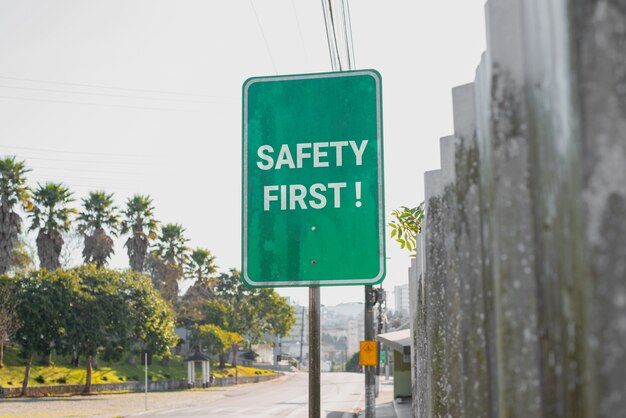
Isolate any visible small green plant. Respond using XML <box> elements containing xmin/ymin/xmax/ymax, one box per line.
<box><xmin>56</xmin><ymin>377</ymin><xmax>67</xmax><ymax>384</ymax></box>
<box><xmin>118</xmin><ymin>376</ymin><xmax>125</xmax><ymax>382</ymax></box>
<box><xmin>34</xmin><ymin>375</ymin><xmax>45</xmax><ymax>384</ymax></box>
<box><xmin>101</xmin><ymin>376</ymin><xmax>108</xmax><ymax>381</ymax></box>
<box><xmin>389</xmin><ymin>204</ymin><xmax>424</xmax><ymax>254</ymax></box>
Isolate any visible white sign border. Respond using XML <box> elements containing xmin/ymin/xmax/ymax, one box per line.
<box><xmin>242</xmin><ymin>70</ymin><xmax>385</xmax><ymax>287</ymax></box>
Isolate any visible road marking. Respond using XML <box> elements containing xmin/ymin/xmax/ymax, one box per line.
<box><xmin>347</xmin><ymin>386</ymin><xmax>365</xmax><ymax>417</ymax></box>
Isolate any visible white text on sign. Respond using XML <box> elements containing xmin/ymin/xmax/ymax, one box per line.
<box><xmin>256</xmin><ymin>140</ymin><xmax>368</xmax><ymax>170</ymax></box>
<box><xmin>257</xmin><ymin>140</ymin><xmax>369</xmax><ymax>211</ymax></box>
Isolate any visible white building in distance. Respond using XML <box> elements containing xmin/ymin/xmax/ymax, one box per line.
<box><xmin>394</xmin><ymin>284</ymin><xmax>410</xmax><ymax>318</ymax></box>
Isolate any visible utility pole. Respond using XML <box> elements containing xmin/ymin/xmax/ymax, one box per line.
<box><xmin>315</xmin><ymin>2</ymin><xmax>356</xmax><ymax>417</ymax></box>
<box><xmin>375</xmin><ymin>287</ymin><xmax>386</xmax><ymax>396</ymax></box>
<box><xmin>364</xmin><ymin>285</ymin><xmax>376</xmax><ymax>418</ymax></box>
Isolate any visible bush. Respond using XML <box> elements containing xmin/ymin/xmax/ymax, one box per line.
<box><xmin>56</xmin><ymin>377</ymin><xmax>67</xmax><ymax>384</ymax></box>
<box><xmin>118</xmin><ymin>376</ymin><xmax>125</xmax><ymax>382</ymax></box>
<box><xmin>34</xmin><ymin>375</ymin><xmax>45</xmax><ymax>384</ymax></box>
<box><xmin>101</xmin><ymin>376</ymin><xmax>108</xmax><ymax>381</ymax></box>
<box><xmin>242</xmin><ymin>350</ymin><xmax>259</xmax><ymax>361</ymax></box>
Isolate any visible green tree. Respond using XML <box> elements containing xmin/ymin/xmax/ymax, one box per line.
<box><xmin>149</xmin><ymin>223</ymin><xmax>189</xmax><ymax>303</ymax></box>
<box><xmin>202</xmin><ymin>269</ymin><xmax>295</xmax><ymax>367</ymax></box>
<box><xmin>64</xmin><ymin>266</ymin><xmax>177</xmax><ymax>393</ymax></box>
<box><xmin>194</xmin><ymin>323</ymin><xmax>241</xmax><ymax>359</ymax></box>
<box><xmin>12</xmin><ymin>269</ymin><xmax>77</xmax><ymax>396</ymax></box>
<box><xmin>28</xmin><ymin>182</ymin><xmax>76</xmax><ymax>271</ymax></box>
<box><xmin>0</xmin><ymin>275</ymin><xmax>20</xmax><ymax>369</ymax></box>
<box><xmin>121</xmin><ymin>194</ymin><xmax>158</xmax><ymax>272</ymax></box>
<box><xmin>388</xmin><ymin>204</ymin><xmax>424</xmax><ymax>254</ymax></box>
<box><xmin>9</xmin><ymin>238</ymin><xmax>35</xmax><ymax>275</ymax></box>
<box><xmin>65</xmin><ymin>266</ymin><xmax>128</xmax><ymax>393</ymax></box>
<box><xmin>345</xmin><ymin>351</ymin><xmax>360</xmax><ymax>373</ymax></box>
<box><xmin>120</xmin><ymin>269</ymin><xmax>178</xmax><ymax>366</ymax></box>
<box><xmin>0</xmin><ymin>157</ymin><xmax>31</xmax><ymax>274</ymax></box>
<box><xmin>77</xmin><ymin>191</ymin><xmax>120</xmax><ymax>267</ymax></box>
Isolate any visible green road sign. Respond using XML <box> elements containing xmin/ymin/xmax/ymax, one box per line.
<box><xmin>242</xmin><ymin>70</ymin><xmax>385</xmax><ymax>287</ymax></box>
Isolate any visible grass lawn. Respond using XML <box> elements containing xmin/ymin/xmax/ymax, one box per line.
<box><xmin>0</xmin><ymin>345</ymin><xmax>274</xmax><ymax>389</ymax></box>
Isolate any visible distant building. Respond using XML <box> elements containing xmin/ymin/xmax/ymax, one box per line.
<box><xmin>394</xmin><ymin>284</ymin><xmax>410</xmax><ymax>318</ymax></box>
<box><xmin>280</xmin><ymin>302</ymin><xmax>308</xmax><ymax>364</ymax></box>
<box><xmin>346</xmin><ymin>317</ymin><xmax>364</xmax><ymax>356</ymax></box>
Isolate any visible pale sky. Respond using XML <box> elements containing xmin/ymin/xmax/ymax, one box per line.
<box><xmin>0</xmin><ymin>0</ymin><xmax>486</xmax><ymax>308</ymax></box>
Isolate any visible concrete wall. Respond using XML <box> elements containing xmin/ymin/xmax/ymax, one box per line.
<box><xmin>409</xmin><ymin>1</ymin><xmax>626</xmax><ymax>417</ymax></box>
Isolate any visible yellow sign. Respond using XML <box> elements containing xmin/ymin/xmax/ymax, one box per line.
<box><xmin>359</xmin><ymin>340</ymin><xmax>378</xmax><ymax>366</ymax></box>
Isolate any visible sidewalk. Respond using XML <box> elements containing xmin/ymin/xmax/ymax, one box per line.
<box><xmin>357</xmin><ymin>377</ymin><xmax>412</xmax><ymax>418</ymax></box>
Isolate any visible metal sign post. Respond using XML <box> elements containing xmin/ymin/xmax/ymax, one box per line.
<box><xmin>309</xmin><ymin>287</ymin><xmax>321</xmax><ymax>418</ymax></box>
<box><xmin>242</xmin><ymin>70</ymin><xmax>384</xmax><ymax>417</ymax></box>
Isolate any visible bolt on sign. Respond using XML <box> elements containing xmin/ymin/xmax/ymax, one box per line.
<box><xmin>359</xmin><ymin>340</ymin><xmax>378</xmax><ymax>366</ymax></box>
<box><xmin>242</xmin><ymin>70</ymin><xmax>385</xmax><ymax>287</ymax></box>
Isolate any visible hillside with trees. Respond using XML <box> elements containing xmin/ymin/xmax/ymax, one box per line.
<box><xmin>0</xmin><ymin>156</ymin><xmax>295</xmax><ymax>395</ymax></box>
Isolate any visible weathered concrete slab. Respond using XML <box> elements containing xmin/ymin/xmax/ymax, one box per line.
<box><xmin>439</xmin><ymin>136</ymin><xmax>465</xmax><ymax>418</ymax></box>
<box><xmin>485</xmin><ymin>0</ymin><xmax>542</xmax><ymax>416</ymax></box>
<box><xmin>452</xmin><ymin>82</ymin><xmax>492</xmax><ymax>418</ymax></box>
<box><xmin>571</xmin><ymin>1</ymin><xmax>626</xmax><ymax>416</ymax></box>
<box><xmin>423</xmin><ymin>169</ymin><xmax>445</xmax><ymax>418</ymax></box>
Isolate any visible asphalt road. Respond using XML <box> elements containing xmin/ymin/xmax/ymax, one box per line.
<box><xmin>0</xmin><ymin>372</ymin><xmax>366</xmax><ymax>418</ymax></box>
<box><xmin>132</xmin><ymin>372</ymin><xmax>363</xmax><ymax>418</ymax></box>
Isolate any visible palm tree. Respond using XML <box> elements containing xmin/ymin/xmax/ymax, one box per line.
<box><xmin>121</xmin><ymin>194</ymin><xmax>158</xmax><ymax>272</ymax></box>
<box><xmin>154</xmin><ymin>223</ymin><xmax>189</xmax><ymax>265</ymax></box>
<box><xmin>77</xmin><ymin>191</ymin><xmax>120</xmax><ymax>267</ymax></box>
<box><xmin>150</xmin><ymin>223</ymin><xmax>189</xmax><ymax>302</ymax></box>
<box><xmin>185</xmin><ymin>247</ymin><xmax>218</xmax><ymax>290</ymax></box>
<box><xmin>178</xmin><ymin>248</ymin><xmax>219</xmax><ymax>326</ymax></box>
<box><xmin>0</xmin><ymin>157</ymin><xmax>31</xmax><ymax>274</ymax></box>
<box><xmin>28</xmin><ymin>182</ymin><xmax>76</xmax><ymax>270</ymax></box>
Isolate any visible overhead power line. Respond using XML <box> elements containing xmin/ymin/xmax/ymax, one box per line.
<box><xmin>0</xmin><ymin>84</ymin><xmax>234</xmax><ymax>105</ymax></box>
<box><xmin>10</xmin><ymin>154</ymin><xmax>159</xmax><ymax>166</ymax></box>
<box><xmin>321</xmin><ymin>0</ymin><xmax>356</xmax><ymax>72</ymax></box>
<box><xmin>29</xmin><ymin>174</ymin><xmax>142</xmax><ymax>184</ymax></box>
<box><xmin>342</xmin><ymin>0</ymin><xmax>356</xmax><ymax>69</ymax></box>
<box><xmin>0</xmin><ymin>94</ymin><xmax>199</xmax><ymax>112</ymax></box>
<box><xmin>291</xmin><ymin>0</ymin><xmax>310</xmax><ymax>66</ymax></box>
<box><xmin>0</xmin><ymin>75</ymin><xmax>223</xmax><ymax>99</ymax></box>
<box><xmin>23</xmin><ymin>165</ymin><xmax>143</xmax><ymax>176</ymax></box>
<box><xmin>0</xmin><ymin>144</ymin><xmax>164</xmax><ymax>159</ymax></box>
<box><xmin>249</xmin><ymin>0</ymin><xmax>278</xmax><ymax>75</ymax></box>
